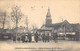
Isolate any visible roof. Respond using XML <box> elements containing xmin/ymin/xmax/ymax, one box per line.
<box><xmin>45</xmin><ymin>20</ymin><xmax>70</xmax><ymax>29</ymax></box>
<box><xmin>40</xmin><ymin>20</ymin><xmax>80</xmax><ymax>32</ymax></box>
<box><xmin>71</xmin><ymin>24</ymin><xmax>80</xmax><ymax>31</ymax></box>
<box><xmin>37</xmin><ymin>29</ymin><xmax>52</xmax><ymax>31</ymax></box>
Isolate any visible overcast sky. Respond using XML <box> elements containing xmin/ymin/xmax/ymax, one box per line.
<box><xmin>0</xmin><ymin>0</ymin><xmax>80</xmax><ymax>28</ymax></box>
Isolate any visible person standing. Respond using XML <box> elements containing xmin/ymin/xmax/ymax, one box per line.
<box><xmin>25</xmin><ymin>35</ymin><xmax>28</xmax><ymax>42</ymax></box>
<box><xmin>17</xmin><ymin>36</ymin><xmax>20</xmax><ymax>42</ymax></box>
<box><xmin>42</xmin><ymin>34</ymin><xmax>46</xmax><ymax>42</ymax></box>
<box><xmin>34</xmin><ymin>32</ymin><xmax>39</xmax><ymax>42</ymax></box>
<box><xmin>75</xmin><ymin>31</ymin><xmax>79</xmax><ymax>41</ymax></box>
<box><xmin>13</xmin><ymin>35</ymin><xmax>16</xmax><ymax>43</ymax></box>
<box><xmin>54</xmin><ymin>32</ymin><xmax>58</xmax><ymax>43</ymax></box>
<box><xmin>46</xmin><ymin>33</ymin><xmax>50</xmax><ymax>42</ymax></box>
<box><xmin>28</xmin><ymin>32</ymin><xmax>32</xmax><ymax>42</ymax></box>
<box><xmin>32</xmin><ymin>34</ymin><xmax>35</xmax><ymax>42</ymax></box>
<box><xmin>21</xmin><ymin>35</ymin><xmax>25</xmax><ymax>43</ymax></box>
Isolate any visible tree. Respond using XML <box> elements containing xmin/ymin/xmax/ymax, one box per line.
<box><xmin>0</xmin><ymin>12</ymin><xmax>6</xmax><ymax>29</ymax></box>
<box><xmin>11</xmin><ymin>6</ymin><xmax>23</xmax><ymax>29</ymax></box>
<box><xmin>10</xmin><ymin>6</ymin><xmax>23</xmax><ymax>42</ymax></box>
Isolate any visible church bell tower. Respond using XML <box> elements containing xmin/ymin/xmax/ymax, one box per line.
<box><xmin>45</xmin><ymin>8</ymin><xmax>52</xmax><ymax>25</ymax></box>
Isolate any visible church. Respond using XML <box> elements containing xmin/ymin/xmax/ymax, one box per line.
<box><xmin>37</xmin><ymin>8</ymin><xmax>80</xmax><ymax>37</ymax></box>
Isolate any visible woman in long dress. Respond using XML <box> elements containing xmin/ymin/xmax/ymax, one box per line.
<box><xmin>25</xmin><ymin>35</ymin><xmax>28</xmax><ymax>42</ymax></box>
<box><xmin>32</xmin><ymin>35</ymin><xmax>35</xmax><ymax>42</ymax></box>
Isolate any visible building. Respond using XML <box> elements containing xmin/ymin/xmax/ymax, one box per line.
<box><xmin>37</xmin><ymin>8</ymin><xmax>80</xmax><ymax>40</ymax></box>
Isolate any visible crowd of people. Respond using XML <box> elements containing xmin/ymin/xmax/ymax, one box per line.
<box><xmin>12</xmin><ymin>32</ymin><xmax>58</xmax><ymax>43</ymax></box>
<box><xmin>12</xmin><ymin>31</ymin><xmax>80</xmax><ymax>43</ymax></box>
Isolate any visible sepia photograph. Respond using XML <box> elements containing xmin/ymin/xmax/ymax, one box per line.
<box><xmin>0</xmin><ymin>0</ymin><xmax>80</xmax><ymax>51</ymax></box>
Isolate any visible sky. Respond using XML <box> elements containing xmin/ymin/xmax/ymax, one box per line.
<box><xmin>0</xmin><ymin>0</ymin><xmax>80</xmax><ymax>28</ymax></box>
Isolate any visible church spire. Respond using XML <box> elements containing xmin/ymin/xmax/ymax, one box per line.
<box><xmin>46</xmin><ymin>8</ymin><xmax>51</xmax><ymax>17</ymax></box>
<box><xmin>45</xmin><ymin>8</ymin><xmax>52</xmax><ymax>25</ymax></box>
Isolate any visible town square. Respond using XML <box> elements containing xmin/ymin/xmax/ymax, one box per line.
<box><xmin>0</xmin><ymin>0</ymin><xmax>80</xmax><ymax>51</ymax></box>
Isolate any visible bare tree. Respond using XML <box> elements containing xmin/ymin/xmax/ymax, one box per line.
<box><xmin>0</xmin><ymin>11</ymin><xmax>10</xmax><ymax>34</ymax></box>
<box><xmin>10</xmin><ymin>6</ymin><xmax>23</xmax><ymax>42</ymax></box>
<box><xmin>0</xmin><ymin>12</ymin><xmax>6</xmax><ymax>29</ymax></box>
<box><xmin>11</xmin><ymin>6</ymin><xmax>23</xmax><ymax>29</ymax></box>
